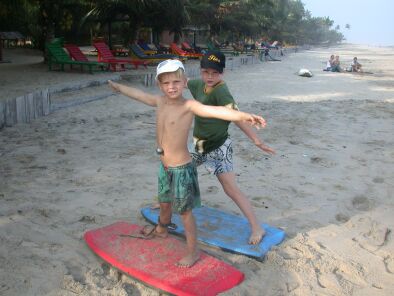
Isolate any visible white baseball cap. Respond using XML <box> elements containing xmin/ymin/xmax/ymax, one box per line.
<box><xmin>155</xmin><ymin>59</ymin><xmax>185</xmax><ymax>80</ymax></box>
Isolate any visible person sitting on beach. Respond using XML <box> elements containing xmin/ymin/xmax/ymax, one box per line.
<box><xmin>187</xmin><ymin>51</ymin><xmax>276</xmax><ymax>245</ymax></box>
<box><xmin>108</xmin><ymin>60</ymin><xmax>266</xmax><ymax>268</ymax></box>
<box><xmin>324</xmin><ymin>54</ymin><xmax>335</xmax><ymax>71</ymax></box>
<box><xmin>351</xmin><ymin>57</ymin><xmax>363</xmax><ymax>72</ymax></box>
<box><xmin>330</xmin><ymin>55</ymin><xmax>342</xmax><ymax>72</ymax></box>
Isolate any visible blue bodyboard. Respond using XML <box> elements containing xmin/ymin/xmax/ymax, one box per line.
<box><xmin>141</xmin><ymin>206</ymin><xmax>285</xmax><ymax>260</ymax></box>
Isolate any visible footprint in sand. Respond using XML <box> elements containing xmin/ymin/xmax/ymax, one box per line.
<box><xmin>354</xmin><ymin>222</ymin><xmax>390</xmax><ymax>252</ymax></box>
<box><xmin>286</xmin><ymin>271</ymin><xmax>301</xmax><ymax>293</ymax></box>
<box><xmin>206</xmin><ymin>185</ymin><xmax>219</xmax><ymax>194</ymax></box>
<box><xmin>16</xmin><ymin>154</ymin><xmax>35</xmax><ymax>164</ymax></box>
<box><xmin>101</xmin><ymin>262</ymin><xmax>111</xmax><ymax>276</ymax></box>
<box><xmin>64</xmin><ymin>262</ymin><xmax>86</xmax><ymax>287</ymax></box>
<box><xmin>78</xmin><ymin>215</ymin><xmax>96</xmax><ymax>223</ymax></box>
<box><xmin>316</xmin><ymin>272</ymin><xmax>341</xmax><ymax>291</ymax></box>
<box><xmin>310</xmin><ymin>156</ymin><xmax>337</xmax><ymax>168</ymax></box>
<box><xmin>62</xmin><ymin>274</ymin><xmax>86</xmax><ymax>294</ymax></box>
<box><xmin>352</xmin><ymin>195</ymin><xmax>372</xmax><ymax>211</ymax></box>
<box><xmin>122</xmin><ymin>283</ymin><xmax>140</xmax><ymax>294</ymax></box>
<box><xmin>372</xmin><ymin>177</ymin><xmax>384</xmax><ymax>183</ymax></box>
<box><xmin>384</xmin><ymin>256</ymin><xmax>394</xmax><ymax>274</ymax></box>
<box><xmin>335</xmin><ymin>213</ymin><xmax>350</xmax><ymax>223</ymax></box>
<box><xmin>0</xmin><ymin>284</ymin><xmax>10</xmax><ymax>293</ymax></box>
<box><xmin>251</xmin><ymin>196</ymin><xmax>269</xmax><ymax>209</ymax></box>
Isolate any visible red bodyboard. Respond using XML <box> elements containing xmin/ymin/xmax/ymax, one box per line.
<box><xmin>84</xmin><ymin>222</ymin><xmax>244</xmax><ymax>296</ymax></box>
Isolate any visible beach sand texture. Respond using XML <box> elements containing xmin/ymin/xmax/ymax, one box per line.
<box><xmin>0</xmin><ymin>44</ymin><xmax>393</xmax><ymax>295</ymax></box>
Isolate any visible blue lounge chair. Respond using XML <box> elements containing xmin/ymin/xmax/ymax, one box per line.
<box><xmin>129</xmin><ymin>44</ymin><xmax>181</xmax><ymax>62</ymax></box>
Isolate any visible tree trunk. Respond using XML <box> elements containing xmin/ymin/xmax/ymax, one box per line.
<box><xmin>0</xmin><ymin>40</ymin><xmax>3</xmax><ymax>62</ymax></box>
<box><xmin>108</xmin><ymin>21</ymin><xmax>112</xmax><ymax>49</ymax></box>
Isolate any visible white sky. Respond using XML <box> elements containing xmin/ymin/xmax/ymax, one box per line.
<box><xmin>301</xmin><ymin>0</ymin><xmax>394</xmax><ymax>46</ymax></box>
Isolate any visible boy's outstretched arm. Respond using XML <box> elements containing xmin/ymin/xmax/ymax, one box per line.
<box><xmin>187</xmin><ymin>100</ymin><xmax>266</xmax><ymax>129</ymax></box>
<box><xmin>108</xmin><ymin>80</ymin><xmax>158</xmax><ymax>107</ymax></box>
<box><xmin>235</xmin><ymin>121</ymin><xmax>276</xmax><ymax>155</ymax></box>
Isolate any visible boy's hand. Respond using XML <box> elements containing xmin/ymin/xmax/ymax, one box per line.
<box><xmin>108</xmin><ymin>80</ymin><xmax>120</xmax><ymax>92</ymax></box>
<box><xmin>246</xmin><ymin>114</ymin><xmax>266</xmax><ymax>129</ymax></box>
<box><xmin>254</xmin><ymin>141</ymin><xmax>276</xmax><ymax>155</ymax></box>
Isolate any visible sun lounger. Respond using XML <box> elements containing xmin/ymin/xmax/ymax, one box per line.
<box><xmin>181</xmin><ymin>41</ymin><xmax>202</xmax><ymax>53</ymax></box>
<box><xmin>170</xmin><ymin>43</ymin><xmax>203</xmax><ymax>59</ymax></box>
<box><xmin>137</xmin><ymin>42</ymin><xmax>157</xmax><ymax>55</ymax></box>
<box><xmin>93</xmin><ymin>42</ymin><xmax>149</xmax><ymax>71</ymax></box>
<box><xmin>129</xmin><ymin>44</ymin><xmax>181</xmax><ymax>63</ymax></box>
<box><xmin>46</xmin><ymin>42</ymin><xmax>108</xmax><ymax>73</ymax></box>
<box><xmin>205</xmin><ymin>41</ymin><xmax>238</xmax><ymax>56</ymax></box>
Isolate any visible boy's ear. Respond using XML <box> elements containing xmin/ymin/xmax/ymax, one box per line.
<box><xmin>156</xmin><ymin>79</ymin><xmax>163</xmax><ymax>91</ymax></box>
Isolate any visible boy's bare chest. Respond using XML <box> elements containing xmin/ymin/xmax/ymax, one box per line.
<box><xmin>157</xmin><ymin>105</ymin><xmax>192</xmax><ymax>128</ymax></box>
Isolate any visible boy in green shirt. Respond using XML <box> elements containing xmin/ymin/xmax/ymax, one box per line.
<box><xmin>188</xmin><ymin>51</ymin><xmax>275</xmax><ymax>244</ymax></box>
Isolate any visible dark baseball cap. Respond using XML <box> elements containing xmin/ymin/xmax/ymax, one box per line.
<box><xmin>201</xmin><ymin>50</ymin><xmax>225</xmax><ymax>73</ymax></box>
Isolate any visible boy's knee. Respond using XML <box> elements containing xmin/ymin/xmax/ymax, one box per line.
<box><xmin>221</xmin><ymin>180</ymin><xmax>242</xmax><ymax>196</ymax></box>
<box><xmin>219</xmin><ymin>176</ymin><xmax>237</xmax><ymax>191</ymax></box>
<box><xmin>223</xmin><ymin>186</ymin><xmax>239</xmax><ymax>196</ymax></box>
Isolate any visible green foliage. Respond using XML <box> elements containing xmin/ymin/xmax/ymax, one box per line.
<box><xmin>32</xmin><ymin>0</ymin><xmax>94</xmax><ymax>49</ymax></box>
<box><xmin>81</xmin><ymin>0</ymin><xmax>189</xmax><ymax>45</ymax></box>
<box><xmin>0</xmin><ymin>0</ymin><xmax>38</xmax><ymax>38</ymax></box>
<box><xmin>2</xmin><ymin>0</ymin><xmax>344</xmax><ymax>52</ymax></box>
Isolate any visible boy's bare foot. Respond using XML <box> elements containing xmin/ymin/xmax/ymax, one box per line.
<box><xmin>249</xmin><ymin>227</ymin><xmax>265</xmax><ymax>245</ymax></box>
<box><xmin>140</xmin><ymin>225</ymin><xmax>168</xmax><ymax>238</ymax></box>
<box><xmin>176</xmin><ymin>252</ymin><xmax>200</xmax><ymax>268</ymax></box>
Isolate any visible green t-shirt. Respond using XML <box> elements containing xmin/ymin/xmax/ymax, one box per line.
<box><xmin>188</xmin><ymin>79</ymin><xmax>238</xmax><ymax>153</ymax></box>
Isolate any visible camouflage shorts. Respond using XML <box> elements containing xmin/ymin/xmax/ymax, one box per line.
<box><xmin>158</xmin><ymin>161</ymin><xmax>201</xmax><ymax>213</ymax></box>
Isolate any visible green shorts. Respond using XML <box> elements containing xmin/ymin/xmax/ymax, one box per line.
<box><xmin>158</xmin><ymin>161</ymin><xmax>201</xmax><ymax>213</ymax></box>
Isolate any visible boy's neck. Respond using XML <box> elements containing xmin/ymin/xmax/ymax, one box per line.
<box><xmin>204</xmin><ymin>80</ymin><xmax>223</xmax><ymax>93</ymax></box>
<box><xmin>164</xmin><ymin>95</ymin><xmax>185</xmax><ymax>105</ymax></box>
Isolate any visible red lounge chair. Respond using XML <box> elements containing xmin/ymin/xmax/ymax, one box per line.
<box><xmin>64</xmin><ymin>44</ymin><xmax>109</xmax><ymax>70</ymax></box>
<box><xmin>170</xmin><ymin>43</ymin><xmax>203</xmax><ymax>59</ymax></box>
<box><xmin>181</xmin><ymin>41</ymin><xmax>193</xmax><ymax>52</ymax></box>
<box><xmin>181</xmin><ymin>41</ymin><xmax>202</xmax><ymax>54</ymax></box>
<box><xmin>93</xmin><ymin>42</ymin><xmax>149</xmax><ymax>71</ymax></box>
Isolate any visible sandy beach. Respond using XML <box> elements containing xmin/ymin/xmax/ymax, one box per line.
<box><xmin>1</xmin><ymin>44</ymin><xmax>393</xmax><ymax>295</ymax></box>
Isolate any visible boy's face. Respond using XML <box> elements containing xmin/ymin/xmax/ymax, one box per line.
<box><xmin>158</xmin><ymin>72</ymin><xmax>186</xmax><ymax>100</ymax></box>
<box><xmin>201</xmin><ymin>68</ymin><xmax>223</xmax><ymax>87</ymax></box>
